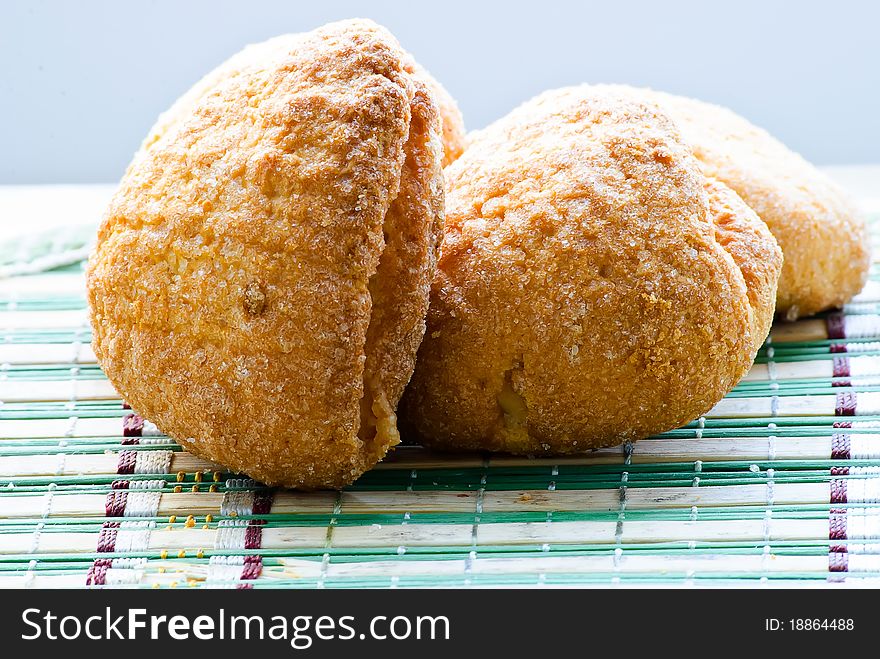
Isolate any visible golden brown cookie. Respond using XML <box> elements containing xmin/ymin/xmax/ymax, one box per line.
<box><xmin>399</xmin><ymin>85</ymin><xmax>782</xmax><ymax>454</ymax></box>
<box><xmin>622</xmin><ymin>87</ymin><xmax>869</xmax><ymax>319</ymax></box>
<box><xmin>87</xmin><ymin>19</ymin><xmax>444</xmax><ymax>488</ymax></box>
<box><xmin>145</xmin><ymin>33</ymin><xmax>466</xmax><ymax>171</ymax></box>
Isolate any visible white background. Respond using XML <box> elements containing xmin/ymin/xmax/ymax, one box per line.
<box><xmin>2</xmin><ymin>0</ymin><xmax>879</xmax><ymax>183</ymax></box>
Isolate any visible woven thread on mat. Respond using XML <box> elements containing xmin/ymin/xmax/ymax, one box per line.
<box><xmin>209</xmin><ymin>482</ymin><xmax>274</xmax><ymax>588</ymax></box>
<box><xmin>7</xmin><ymin>205</ymin><xmax>880</xmax><ymax>588</ymax></box>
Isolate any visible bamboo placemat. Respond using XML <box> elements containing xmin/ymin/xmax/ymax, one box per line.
<box><xmin>2</xmin><ymin>210</ymin><xmax>880</xmax><ymax>589</ymax></box>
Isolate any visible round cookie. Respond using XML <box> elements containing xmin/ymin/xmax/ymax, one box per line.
<box><xmin>626</xmin><ymin>87</ymin><xmax>869</xmax><ymax>319</ymax></box>
<box><xmin>87</xmin><ymin>19</ymin><xmax>444</xmax><ymax>488</ymax></box>
<box><xmin>399</xmin><ymin>85</ymin><xmax>782</xmax><ymax>455</ymax></box>
<box><xmin>144</xmin><ymin>34</ymin><xmax>466</xmax><ymax>171</ymax></box>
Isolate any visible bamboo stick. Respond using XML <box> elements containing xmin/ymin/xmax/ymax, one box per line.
<box><xmin>0</xmin><ymin>342</ymin><xmax>96</xmax><ymax>365</ymax></box>
<box><xmin>473</xmin><ymin>518</ymin><xmax>827</xmax><ymax>546</ymax></box>
<box><xmin>770</xmin><ymin>319</ymin><xmax>827</xmax><ymax>344</ymax></box>
<box><xmin>0</xmin><ymin>481</ymin><xmax>848</xmax><ymax>519</ymax></box>
<box><xmin>0</xmin><ymin>378</ymin><xmax>118</xmax><ymax>403</ymax></box>
<box><xmin>0</xmin><ymin>273</ymin><xmax>84</xmax><ymax>297</ymax></box>
<box><xmin>0</xmin><ymin>417</ymin><xmax>124</xmax><ymax>439</ymax></box>
<box><xmin>0</xmin><ymin>309</ymin><xmax>88</xmax><ymax>330</ymax></box>
<box><xmin>707</xmin><ymin>395</ymin><xmax>840</xmax><ymax>417</ymax></box>
<box><xmin>4</xmin><ymin>434</ymin><xmax>879</xmax><ymax>478</ymax></box>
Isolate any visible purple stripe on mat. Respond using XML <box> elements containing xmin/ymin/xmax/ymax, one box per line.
<box><xmin>123</xmin><ymin>413</ymin><xmax>144</xmax><ymax>437</ymax></box>
<box><xmin>117</xmin><ymin>450</ymin><xmax>137</xmax><ymax>474</ymax></box>
<box><xmin>105</xmin><ymin>490</ymin><xmax>128</xmax><ymax>517</ymax></box>
<box><xmin>836</xmin><ymin>391</ymin><xmax>857</xmax><ymax>416</ymax></box>
<box><xmin>829</xmin><ymin>509</ymin><xmax>847</xmax><ymax>554</ymax></box>
<box><xmin>238</xmin><ymin>555</ymin><xmax>263</xmax><ymax>589</ymax></box>
<box><xmin>253</xmin><ymin>492</ymin><xmax>274</xmax><ymax>515</ymax></box>
<box><xmin>827</xmin><ymin>314</ymin><xmax>846</xmax><ymax>340</ymax></box>
<box><xmin>831</xmin><ymin>433</ymin><xmax>851</xmax><ymax>460</ymax></box>
<box><xmin>238</xmin><ymin>492</ymin><xmax>274</xmax><ymax>587</ymax></box>
<box><xmin>86</xmin><ymin>558</ymin><xmax>113</xmax><ymax>586</ymax></box>
<box><xmin>245</xmin><ymin>521</ymin><xmax>265</xmax><ymax>550</ymax></box>
<box><xmin>97</xmin><ymin>522</ymin><xmax>120</xmax><ymax>553</ymax></box>
<box><xmin>830</xmin><ymin>479</ymin><xmax>848</xmax><ymax>504</ymax></box>
<box><xmin>829</xmin><ymin>552</ymin><xmax>848</xmax><ymax>573</ymax></box>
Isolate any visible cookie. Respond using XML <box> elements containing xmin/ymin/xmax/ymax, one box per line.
<box><xmin>630</xmin><ymin>88</ymin><xmax>869</xmax><ymax>319</ymax></box>
<box><xmin>87</xmin><ymin>19</ymin><xmax>445</xmax><ymax>488</ymax></box>
<box><xmin>144</xmin><ymin>33</ymin><xmax>465</xmax><ymax>171</ymax></box>
<box><xmin>399</xmin><ymin>85</ymin><xmax>782</xmax><ymax>454</ymax></box>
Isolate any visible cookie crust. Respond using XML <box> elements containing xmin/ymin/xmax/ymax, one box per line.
<box><xmin>399</xmin><ymin>85</ymin><xmax>782</xmax><ymax>454</ymax></box>
<box><xmin>630</xmin><ymin>88</ymin><xmax>869</xmax><ymax>319</ymax></box>
<box><xmin>88</xmin><ymin>19</ymin><xmax>444</xmax><ymax>488</ymax></box>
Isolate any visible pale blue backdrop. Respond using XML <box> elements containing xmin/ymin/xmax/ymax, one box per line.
<box><xmin>2</xmin><ymin>0</ymin><xmax>879</xmax><ymax>183</ymax></box>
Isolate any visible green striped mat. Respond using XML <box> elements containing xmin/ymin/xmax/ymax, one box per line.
<box><xmin>1</xmin><ymin>214</ymin><xmax>879</xmax><ymax>588</ymax></box>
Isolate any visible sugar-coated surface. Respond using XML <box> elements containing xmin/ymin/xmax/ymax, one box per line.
<box><xmin>400</xmin><ymin>85</ymin><xmax>783</xmax><ymax>454</ymax></box>
<box><xmin>87</xmin><ymin>19</ymin><xmax>446</xmax><ymax>488</ymax></box>
<box><xmin>629</xmin><ymin>88</ymin><xmax>870</xmax><ymax>319</ymax></box>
